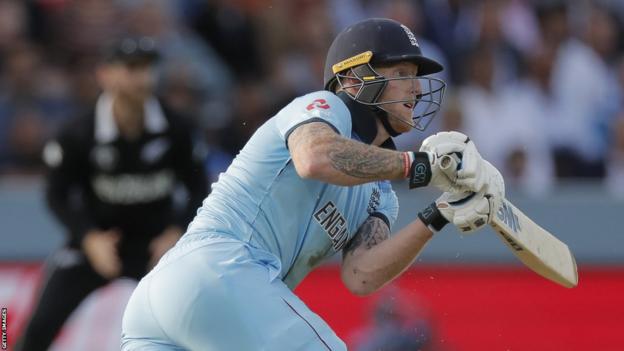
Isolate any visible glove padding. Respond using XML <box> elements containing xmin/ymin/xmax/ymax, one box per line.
<box><xmin>436</xmin><ymin>160</ymin><xmax>505</xmax><ymax>233</ymax></box>
<box><xmin>420</xmin><ymin>131</ymin><xmax>486</xmax><ymax>193</ymax></box>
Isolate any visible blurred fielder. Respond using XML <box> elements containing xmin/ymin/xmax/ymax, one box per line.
<box><xmin>122</xmin><ymin>18</ymin><xmax>503</xmax><ymax>350</ymax></box>
<box><xmin>15</xmin><ymin>37</ymin><xmax>208</xmax><ymax>351</ymax></box>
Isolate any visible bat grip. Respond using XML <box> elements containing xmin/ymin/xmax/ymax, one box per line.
<box><xmin>439</xmin><ymin>153</ymin><xmax>473</xmax><ymax>196</ymax></box>
<box><xmin>439</xmin><ymin>153</ymin><xmax>461</xmax><ymax>179</ymax></box>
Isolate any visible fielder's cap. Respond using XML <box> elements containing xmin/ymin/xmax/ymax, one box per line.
<box><xmin>102</xmin><ymin>37</ymin><xmax>160</xmax><ymax>65</ymax></box>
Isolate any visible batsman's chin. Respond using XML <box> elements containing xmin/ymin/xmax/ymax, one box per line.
<box><xmin>391</xmin><ymin>115</ymin><xmax>415</xmax><ymax>134</ymax></box>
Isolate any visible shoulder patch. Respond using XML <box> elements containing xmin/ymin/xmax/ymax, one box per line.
<box><xmin>43</xmin><ymin>141</ymin><xmax>63</xmax><ymax>168</ymax></box>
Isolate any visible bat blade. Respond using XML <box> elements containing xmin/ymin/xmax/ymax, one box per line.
<box><xmin>438</xmin><ymin>153</ymin><xmax>578</xmax><ymax>287</ymax></box>
<box><xmin>490</xmin><ymin>198</ymin><xmax>578</xmax><ymax>288</ymax></box>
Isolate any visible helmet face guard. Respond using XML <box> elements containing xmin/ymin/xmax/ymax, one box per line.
<box><xmin>323</xmin><ymin>18</ymin><xmax>448</xmax><ymax>132</ymax></box>
<box><xmin>335</xmin><ymin>62</ymin><xmax>446</xmax><ymax>131</ymax></box>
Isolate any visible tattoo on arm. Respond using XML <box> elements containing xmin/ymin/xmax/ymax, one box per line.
<box><xmin>288</xmin><ymin>122</ymin><xmax>332</xmax><ymax>152</ymax></box>
<box><xmin>328</xmin><ymin>139</ymin><xmax>403</xmax><ymax>180</ymax></box>
<box><xmin>343</xmin><ymin>216</ymin><xmax>390</xmax><ymax>257</ymax></box>
<box><xmin>288</xmin><ymin>121</ymin><xmax>403</xmax><ymax>181</ymax></box>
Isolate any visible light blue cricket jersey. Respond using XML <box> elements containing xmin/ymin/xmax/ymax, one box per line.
<box><xmin>186</xmin><ymin>91</ymin><xmax>399</xmax><ymax>289</ymax></box>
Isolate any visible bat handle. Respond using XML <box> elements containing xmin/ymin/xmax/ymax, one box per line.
<box><xmin>439</xmin><ymin>153</ymin><xmax>461</xmax><ymax>179</ymax></box>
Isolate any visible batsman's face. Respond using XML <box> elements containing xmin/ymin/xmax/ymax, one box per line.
<box><xmin>375</xmin><ymin>62</ymin><xmax>422</xmax><ymax>133</ymax></box>
<box><xmin>98</xmin><ymin>62</ymin><xmax>157</xmax><ymax>103</ymax></box>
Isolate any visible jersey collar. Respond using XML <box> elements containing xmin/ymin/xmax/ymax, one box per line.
<box><xmin>336</xmin><ymin>91</ymin><xmax>396</xmax><ymax>150</ymax></box>
<box><xmin>95</xmin><ymin>93</ymin><xmax>169</xmax><ymax>143</ymax></box>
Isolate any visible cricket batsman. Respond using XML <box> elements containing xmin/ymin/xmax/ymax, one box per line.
<box><xmin>121</xmin><ymin>18</ymin><xmax>504</xmax><ymax>350</ymax></box>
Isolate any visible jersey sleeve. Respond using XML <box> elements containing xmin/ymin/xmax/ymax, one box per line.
<box><xmin>171</xmin><ymin>117</ymin><xmax>209</xmax><ymax>228</ymax></box>
<box><xmin>370</xmin><ymin>180</ymin><xmax>399</xmax><ymax>230</ymax></box>
<box><xmin>274</xmin><ymin>91</ymin><xmax>352</xmax><ymax>146</ymax></box>
<box><xmin>43</xmin><ymin>125</ymin><xmax>96</xmax><ymax>243</ymax></box>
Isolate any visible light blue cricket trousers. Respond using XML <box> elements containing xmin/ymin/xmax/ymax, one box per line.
<box><xmin>121</xmin><ymin>233</ymin><xmax>346</xmax><ymax>351</ymax></box>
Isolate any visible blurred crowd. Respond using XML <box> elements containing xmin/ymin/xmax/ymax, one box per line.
<box><xmin>1</xmin><ymin>0</ymin><xmax>624</xmax><ymax>197</ymax></box>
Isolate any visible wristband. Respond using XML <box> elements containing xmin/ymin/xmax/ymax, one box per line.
<box><xmin>402</xmin><ymin>152</ymin><xmax>414</xmax><ymax>178</ymax></box>
<box><xmin>417</xmin><ymin>202</ymin><xmax>449</xmax><ymax>232</ymax></box>
<box><xmin>407</xmin><ymin>152</ymin><xmax>432</xmax><ymax>189</ymax></box>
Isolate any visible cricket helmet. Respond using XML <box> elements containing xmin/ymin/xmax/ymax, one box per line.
<box><xmin>324</xmin><ymin>18</ymin><xmax>446</xmax><ymax>132</ymax></box>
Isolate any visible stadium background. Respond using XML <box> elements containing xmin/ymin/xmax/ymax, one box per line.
<box><xmin>0</xmin><ymin>0</ymin><xmax>623</xmax><ymax>350</ymax></box>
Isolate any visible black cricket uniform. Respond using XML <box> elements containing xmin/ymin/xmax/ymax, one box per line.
<box><xmin>15</xmin><ymin>95</ymin><xmax>208</xmax><ymax>351</ymax></box>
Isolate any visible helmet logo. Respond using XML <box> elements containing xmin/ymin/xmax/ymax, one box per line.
<box><xmin>306</xmin><ymin>99</ymin><xmax>330</xmax><ymax>111</ymax></box>
<box><xmin>332</xmin><ymin>51</ymin><xmax>373</xmax><ymax>74</ymax></box>
<box><xmin>400</xmin><ymin>25</ymin><xmax>419</xmax><ymax>47</ymax></box>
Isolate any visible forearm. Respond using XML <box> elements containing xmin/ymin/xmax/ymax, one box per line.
<box><xmin>289</xmin><ymin>122</ymin><xmax>405</xmax><ymax>185</ymax></box>
<box><xmin>324</xmin><ymin>136</ymin><xmax>406</xmax><ymax>185</ymax></box>
<box><xmin>342</xmin><ymin>217</ymin><xmax>434</xmax><ymax>295</ymax></box>
<box><xmin>44</xmin><ymin>135</ymin><xmax>96</xmax><ymax>242</ymax></box>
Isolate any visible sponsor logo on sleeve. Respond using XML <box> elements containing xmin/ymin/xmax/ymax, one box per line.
<box><xmin>306</xmin><ymin>99</ymin><xmax>330</xmax><ymax>111</ymax></box>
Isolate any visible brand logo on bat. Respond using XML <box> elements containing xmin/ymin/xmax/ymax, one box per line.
<box><xmin>497</xmin><ymin>230</ymin><xmax>523</xmax><ymax>251</ymax></box>
<box><xmin>497</xmin><ymin>201</ymin><xmax>521</xmax><ymax>233</ymax></box>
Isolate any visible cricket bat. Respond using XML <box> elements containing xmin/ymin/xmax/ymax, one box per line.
<box><xmin>440</xmin><ymin>155</ymin><xmax>578</xmax><ymax>288</ymax></box>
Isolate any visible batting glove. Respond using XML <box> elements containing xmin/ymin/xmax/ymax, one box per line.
<box><xmin>418</xmin><ymin>131</ymin><xmax>486</xmax><ymax>193</ymax></box>
<box><xmin>418</xmin><ymin>160</ymin><xmax>505</xmax><ymax>234</ymax></box>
